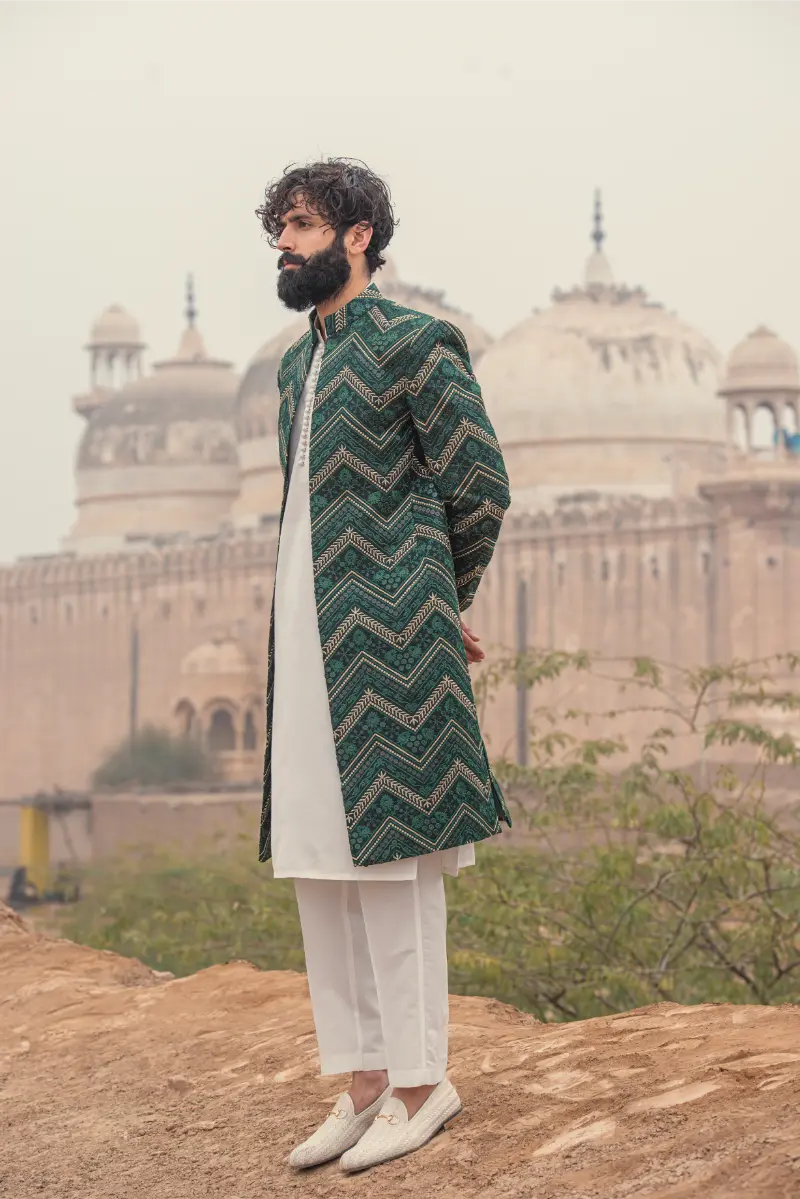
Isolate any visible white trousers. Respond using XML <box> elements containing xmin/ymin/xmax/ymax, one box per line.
<box><xmin>293</xmin><ymin>851</ymin><xmax>449</xmax><ymax>1087</ymax></box>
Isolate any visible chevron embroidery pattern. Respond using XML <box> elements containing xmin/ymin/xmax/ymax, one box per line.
<box><xmin>260</xmin><ymin>283</ymin><xmax>513</xmax><ymax>868</ymax></box>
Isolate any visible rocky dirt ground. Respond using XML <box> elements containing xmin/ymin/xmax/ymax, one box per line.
<box><xmin>1</xmin><ymin>901</ymin><xmax>798</xmax><ymax>1199</ymax></box>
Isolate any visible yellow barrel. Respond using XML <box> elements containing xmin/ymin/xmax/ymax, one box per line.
<box><xmin>19</xmin><ymin>805</ymin><xmax>49</xmax><ymax>895</ymax></box>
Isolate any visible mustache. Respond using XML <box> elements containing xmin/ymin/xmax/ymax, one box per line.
<box><xmin>278</xmin><ymin>252</ymin><xmax>306</xmax><ymax>269</ymax></box>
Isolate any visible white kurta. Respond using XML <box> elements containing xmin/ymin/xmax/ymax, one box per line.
<box><xmin>270</xmin><ymin>330</ymin><xmax>476</xmax><ymax>880</ymax></box>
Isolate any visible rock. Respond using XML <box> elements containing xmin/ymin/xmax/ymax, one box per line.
<box><xmin>166</xmin><ymin>1075</ymin><xmax>192</xmax><ymax>1093</ymax></box>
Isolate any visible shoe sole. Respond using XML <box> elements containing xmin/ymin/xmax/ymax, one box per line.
<box><xmin>341</xmin><ymin>1104</ymin><xmax>463</xmax><ymax>1173</ymax></box>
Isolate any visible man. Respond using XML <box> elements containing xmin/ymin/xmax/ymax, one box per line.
<box><xmin>255</xmin><ymin>158</ymin><xmax>512</xmax><ymax>1173</ymax></box>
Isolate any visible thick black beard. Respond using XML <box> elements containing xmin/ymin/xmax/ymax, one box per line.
<box><xmin>277</xmin><ymin>236</ymin><xmax>352</xmax><ymax>312</ymax></box>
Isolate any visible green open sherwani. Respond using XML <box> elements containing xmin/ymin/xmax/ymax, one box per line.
<box><xmin>260</xmin><ymin>281</ymin><xmax>512</xmax><ymax>868</ymax></box>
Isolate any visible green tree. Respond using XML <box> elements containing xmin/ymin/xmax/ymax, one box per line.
<box><xmin>91</xmin><ymin>724</ymin><xmax>217</xmax><ymax>790</ymax></box>
<box><xmin>451</xmin><ymin>650</ymin><xmax>800</xmax><ymax>1017</ymax></box>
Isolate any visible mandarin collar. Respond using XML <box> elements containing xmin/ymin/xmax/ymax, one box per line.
<box><xmin>308</xmin><ymin>280</ymin><xmax>383</xmax><ymax>341</ymax></box>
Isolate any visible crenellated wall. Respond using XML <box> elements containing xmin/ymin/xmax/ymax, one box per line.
<box><xmin>0</xmin><ymin>530</ymin><xmax>278</xmax><ymax>797</ymax></box>
<box><xmin>3</xmin><ymin>482</ymin><xmax>800</xmax><ymax>801</ymax></box>
<box><xmin>469</xmin><ymin>495</ymin><xmax>719</xmax><ymax>767</ymax></box>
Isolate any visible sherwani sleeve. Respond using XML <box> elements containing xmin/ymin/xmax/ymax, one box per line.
<box><xmin>406</xmin><ymin>318</ymin><xmax>512</xmax><ymax>612</ymax></box>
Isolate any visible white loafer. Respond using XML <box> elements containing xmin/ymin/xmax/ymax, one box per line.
<box><xmin>339</xmin><ymin>1078</ymin><xmax>462</xmax><ymax>1173</ymax></box>
<box><xmin>287</xmin><ymin>1086</ymin><xmax>391</xmax><ymax>1169</ymax></box>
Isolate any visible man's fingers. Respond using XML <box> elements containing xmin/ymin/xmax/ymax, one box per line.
<box><xmin>460</xmin><ymin>621</ymin><xmax>485</xmax><ymax>664</ymax></box>
<box><xmin>462</xmin><ymin>634</ymin><xmax>485</xmax><ymax>662</ymax></box>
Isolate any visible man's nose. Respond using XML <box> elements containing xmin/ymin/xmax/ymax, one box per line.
<box><xmin>277</xmin><ymin>229</ymin><xmax>294</xmax><ymax>251</ymax></box>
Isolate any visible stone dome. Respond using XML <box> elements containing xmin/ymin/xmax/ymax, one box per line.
<box><xmin>77</xmin><ymin>326</ymin><xmax>238</xmax><ymax>471</ymax></box>
<box><xmin>88</xmin><ymin>304</ymin><xmax>143</xmax><ymax>349</ymax></box>
<box><xmin>68</xmin><ymin>288</ymin><xmax>241</xmax><ymax>552</ymax></box>
<box><xmin>720</xmin><ymin>326</ymin><xmax>800</xmax><ymax>396</ymax></box>
<box><xmin>474</xmin><ymin>199</ymin><xmax>728</xmax><ymax>506</ymax></box>
<box><xmin>477</xmin><ymin>274</ymin><xmax>724</xmax><ymax>448</ymax></box>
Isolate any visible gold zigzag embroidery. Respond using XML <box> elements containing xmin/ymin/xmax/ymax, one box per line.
<box><xmin>335</xmin><ymin>674</ymin><xmax>478</xmax><ymax>745</ymax></box>
<box><xmin>316</xmin><ymin>556</ymin><xmax>458</xmax><ymax>623</ymax></box>
<box><xmin>451</xmin><ymin>498</ymin><xmax>507</xmax><ymax>534</ymax></box>
<box><xmin>322</xmin><ymin>592</ymin><xmax>460</xmax><ymax>656</ymax></box>
<box><xmin>340</xmin><ymin>720</ymin><xmax>483</xmax><ymax>788</ymax></box>
<box><xmin>325</xmin><ymin>636</ymin><xmax>472</xmax><ymax>710</ymax></box>
<box><xmin>313</xmin><ymin>524</ymin><xmax>450</xmax><ymax>578</ymax></box>
<box><xmin>312</xmin><ymin>490</ymin><xmax>415</xmax><ymax>536</ymax></box>
<box><xmin>309</xmin><ymin>443</ymin><xmax>417</xmax><ymax>493</ymax></box>
<box><xmin>346</xmin><ymin>759</ymin><xmax>493</xmax><ymax>826</ymax></box>
<box><xmin>352</xmin><ymin>804</ymin><xmax>497</xmax><ymax>864</ymax></box>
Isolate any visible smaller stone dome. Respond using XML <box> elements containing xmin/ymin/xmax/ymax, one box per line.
<box><xmin>69</xmin><ymin>279</ymin><xmax>242</xmax><ymax>552</ymax></box>
<box><xmin>175</xmin><ymin>635</ymin><xmax>264</xmax><ymax>782</ymax></box>
<box><xmin>88</xmin><ymin>304</ymin><xmax>143</xmax><ymax>349</ymax></box>
<box><xmin>721</xmin><ymin>326</ymin><xmax>799</xmax><ymax>395</ymax></box>
<box><xmin>181</xmin><ymin>635</ymin><xmax>256</xmax><ymax>677</ymax></box>
<box><xmin>77</xmin><ymin>319</ymin><xmax>239</xmax><ymax>472</ymax></box>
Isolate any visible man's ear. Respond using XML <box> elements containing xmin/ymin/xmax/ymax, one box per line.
<box><xmin>349</xmin><ymin>221</ymin><xmax>373</xmax><ymax>255</ymax></box>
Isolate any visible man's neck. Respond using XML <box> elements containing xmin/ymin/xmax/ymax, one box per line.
<box><xmin>315</xmin><ymin>269</ymin><xmax>372</xmax><ymax>328</ymax></box>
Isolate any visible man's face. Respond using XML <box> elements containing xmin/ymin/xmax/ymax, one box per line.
<box><xmin>275</xmin><ymin>195</ymin><xmax>352</xmax><ymax>312</ymax></box>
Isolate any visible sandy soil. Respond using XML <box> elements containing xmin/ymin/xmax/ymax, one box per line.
<box><xmin>1</xmin><ymin>901</ymin><xmax>798</xmax><ymax>1199</ymax></box>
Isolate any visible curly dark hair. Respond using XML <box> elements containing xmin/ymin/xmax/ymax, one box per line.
<box><xmin>255</xmin><ymin>158</ymin><xmax>397</xmax><ymax>274</ymax></box>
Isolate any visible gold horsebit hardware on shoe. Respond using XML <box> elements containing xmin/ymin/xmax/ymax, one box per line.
<box><xmin>375</xmin><ymin>1112</ymin><xmax>401</xmax><ymax>1125</ymax></box>
<box><xmin>331</xmin><ymin>1108</ymin><xmax>348</xmax><ymax>1119</ymax></box>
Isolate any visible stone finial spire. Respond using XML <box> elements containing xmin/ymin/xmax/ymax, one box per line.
<box><xmin>185</xmin><ymin>273</ymin><xmax>197</xmax><ymax>328</ymax></box>
<box><xmin>166</xmin><ymin>274</ymin><xmax>208</xmax><ymax>363</ymax></box>
<box><xmin>592</xmin><ymin>189</ymin><xmax>605</xmax><ymax>254</ymax></box>
<box><xmin>585</xmin><ymin>189</ymin><xmax>614</xmax><ymax>289</ymax></box>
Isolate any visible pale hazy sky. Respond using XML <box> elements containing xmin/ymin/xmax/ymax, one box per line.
<box><xmin>1</xmin><ymin>0</ymin><xmax>798</xmax><ymax>564</ymax></box>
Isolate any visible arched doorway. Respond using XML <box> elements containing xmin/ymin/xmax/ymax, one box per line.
<box><xmin>174</xmin><ymin>699</ymin><xmax>198</xmax><ymax>739</ymax></box>
<box><xmin>207</xmin><ymin>707</ymin><xmax>236</xmax><ymax>753</ymax></box>
<box><xmin>751</xmin><ymin>403</ymin><xmax>777</xmax><ymax>455</ymax></box>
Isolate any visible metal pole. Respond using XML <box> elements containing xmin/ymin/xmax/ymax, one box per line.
<box><xmin>129</xmin><ymin>618</ymin><xmax>139</xmax><ymax>740</ymax></box>
<box><xmin>516</xmin><ymin>575</ymin><xmax>529</xmax><ymax>766</ymax></box>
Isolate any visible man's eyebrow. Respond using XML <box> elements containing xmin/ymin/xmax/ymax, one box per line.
<box><xmin>280</xmin><ymin>211</ymin><xmax>319</xmax><ymax>227</ymax></box>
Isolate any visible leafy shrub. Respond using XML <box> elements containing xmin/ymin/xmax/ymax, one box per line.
<box><xmin>92</xmin><ymin>724</ymin><xmax>217</xmax><ymax>790</ymax></box>
<box><xmin>58</xmin><ymin>835</ymin><xmax>304</xmax><ymax>978</ymax></box>
<box><xmin>60</xmin><ymin>654</ymin><xmax>800</xmax><ymax>1020</ymax></box>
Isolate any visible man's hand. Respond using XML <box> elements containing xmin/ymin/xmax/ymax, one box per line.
<box><xmin>461</xmin><ymin>619</ymin><xmax>485</xmax><ymax>665</ymax></box>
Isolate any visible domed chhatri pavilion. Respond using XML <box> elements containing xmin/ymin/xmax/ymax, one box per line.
<box><xmin>719</xmin><ymin>325</ymin><xmax>800</xmax><ymax>454</ymax></box>
<box><xmin>1</xmin><ymin>196</ymin><xmax>800</xmax><ymax>803</ymax></box>
<box><xmin>68</xmin><ymin>278</ymin><xmax>240</xmax><ymax>553</ymax></box>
